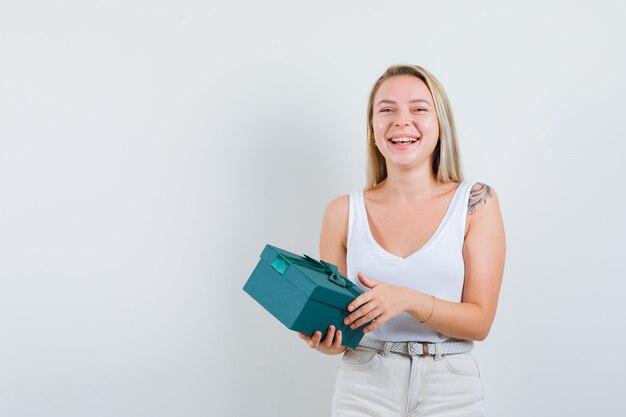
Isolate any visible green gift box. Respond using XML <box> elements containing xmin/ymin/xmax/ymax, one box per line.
<box><xmin>243</xmin><ymin>244</ymin><xmax>369</xmax><ymax>349</ymax></box>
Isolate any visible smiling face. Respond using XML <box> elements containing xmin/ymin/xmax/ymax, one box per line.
<box><xmin>371</xmin><ymin>75</ymin><xmax>440</xmax><ymax>170</ymax></box>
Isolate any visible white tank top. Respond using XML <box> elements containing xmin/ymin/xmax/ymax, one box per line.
<box><xmin>347</xmin><ymin>180</ymin><xmax>478</xmax><ymax>342</ymax></box>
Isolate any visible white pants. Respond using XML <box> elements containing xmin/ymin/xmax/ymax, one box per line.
<box><xmin>332</xmin><ymin>345</ymin><xmax>485</xmax><ymax>417</ymax></box>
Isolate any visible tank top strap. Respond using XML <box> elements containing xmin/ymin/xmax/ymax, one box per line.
<box><xmin>451</xmin><ymin>180</ymin><xmax>477</xmax><ymax>212</ymax></box>
<box><xmin>347</xmin><ymin>191</ymin><xmax>361</xmax><ymax>249</ymax></box>
<box><xmin>448</xmin><ymin>179</ymin><xmax>480</xmax><ymax>239</ymax></box>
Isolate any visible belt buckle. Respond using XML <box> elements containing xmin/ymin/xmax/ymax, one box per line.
<box><xmin>407</xmin><ymin>342</ymin><xmax>430</xmax><ymax>356</ymax></box>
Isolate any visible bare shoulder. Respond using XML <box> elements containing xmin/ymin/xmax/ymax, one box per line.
<box><xmin>325</xmin><ymin>194</ymin><xmax>350</xmax><ymax>218</ymax></box>
<box><xmin>466</xmin><ymin>182</ymin><xmax>504</xmax><ymax>236</ymax></box>
<box><xmin>468</xmin><ymin>182</ymin><xmax>499</xmax><ymax>215</ymax></box>
<box><xmin>322</xmin><ymin>194</ymin><xmax>350</xmax><ymax>241</ymax></box>
<box><xmin>320</xmin><ymin>194</ymin><xmax>350</xmax><ymax>274</ymax></box>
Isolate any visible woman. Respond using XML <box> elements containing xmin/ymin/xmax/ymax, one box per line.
<box><xmin>298</xmin><ymin>64</ymin><xmax>505</xmax><ymax>416</ymax></box>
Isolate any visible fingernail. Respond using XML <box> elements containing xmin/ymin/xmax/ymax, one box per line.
<box><xmin>349</xmin><ymin>305</ymin><xmax>354</xmax><ymax>311</ymax></box>
<box><xmin>350</xmin><ymin>324</ymin><xmax>356</xmax><ymax>329</ymax></box>
<box><xmin>364</xmin><ymin>329</ymin><xmax>369</xmax><ymax>333</ymax></box>
<box><xmin>344</xmin><ymin>318</ymin><xmax>350</xmax><ymax>324</ymax></box>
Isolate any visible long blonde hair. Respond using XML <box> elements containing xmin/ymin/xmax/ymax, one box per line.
<box><xmin>365</xmin><ymin>65</ymin><xmax>463</xmax><ymax>189</ymax></box>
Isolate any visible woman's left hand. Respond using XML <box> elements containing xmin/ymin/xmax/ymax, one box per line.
<box><xmin>343</xmin><ymin>272</ymin><xmax>414</xmax><ymax>333</ymax></box>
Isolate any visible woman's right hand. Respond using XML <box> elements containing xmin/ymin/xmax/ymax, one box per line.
<box><xmin>297</xmin><ymin>325</ymin><xmax>347</xmax><ymax>355</ymax></box>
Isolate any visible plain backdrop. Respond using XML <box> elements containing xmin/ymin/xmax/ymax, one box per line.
<box><xmin>1</xmin><ymin>1</ymin><xmax>625</xmax><ymax>416</ymax></box>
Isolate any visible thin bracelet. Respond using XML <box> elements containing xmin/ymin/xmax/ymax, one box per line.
<box><xmin>420</xmin><ymin>295</ymin><xmax>436</xmax><ymax>324</ymax></box>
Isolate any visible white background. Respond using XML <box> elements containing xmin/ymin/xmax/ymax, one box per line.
<box><xmin>1</xmin><ymin>1</ymin><xmax>625</xmax><ymax>416</ymax></box>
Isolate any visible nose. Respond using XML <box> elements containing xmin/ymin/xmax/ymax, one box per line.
<box><xmin>394</xmin><ymin>119</ymin><xmax>410</xmax><ymax>127</ymax></box>
<box><xmin>394</xmin><ymin>108</ymin><xmax>412</xmax><ymax>127</ymax></box>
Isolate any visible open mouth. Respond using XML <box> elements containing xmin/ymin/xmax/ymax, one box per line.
<box><xmin>388</xmin><ymin>136</ymin><xmax>420</xmax><ymax>144</ymax></box>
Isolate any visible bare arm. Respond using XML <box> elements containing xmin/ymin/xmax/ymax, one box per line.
<box><xmin>319</xmin><ymin>195</ymin><xmax>349</xmax><ymax>276</ymax></box>
<box><xmin>297</xmin><ymin>195</ymin><xmax>350</xmax><ymax>354</ymax></box>
<box><xmin>345</xmin><ymin>184</ymin><xmax>506</xmax><ymax>341</ymax></box>
<box><xmin>406</xmin><ymin>184</ymin><xmax>505</xmax><ymax>340</ymax></box>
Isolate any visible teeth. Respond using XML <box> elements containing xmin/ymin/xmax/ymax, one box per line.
<box><xmin>390</xmin><ymin>137</ymin><xmax>418</xmax><ymax>143</ymax></box>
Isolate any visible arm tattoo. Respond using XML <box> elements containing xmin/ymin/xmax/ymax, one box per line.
<box><xmin>468</xmin><ymin>182</ymin><xmax>493</xmax><ymax>215</ymax></box>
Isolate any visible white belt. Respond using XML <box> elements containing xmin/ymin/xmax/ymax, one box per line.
<box><xmin>359</xmin><ymin>337</ymin><xmax>473</xmax><ymax>356</ymax></box>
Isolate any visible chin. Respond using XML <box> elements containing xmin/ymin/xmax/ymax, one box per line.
<box><xmin>385</xmin><ymin>155</ymin><xmax>426</xmax><ymax>167</ymax></box>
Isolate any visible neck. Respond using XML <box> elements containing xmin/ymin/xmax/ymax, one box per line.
<box><xmin>375</xmin><ymin>164</ymin><xmax>441</xmax><ymax>202</ymax></box>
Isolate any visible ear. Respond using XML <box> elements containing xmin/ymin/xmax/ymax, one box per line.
<box><xmin>357</xmin><ymin>272</ymin><xmax>379</xmax><ymax>289</ymax></box>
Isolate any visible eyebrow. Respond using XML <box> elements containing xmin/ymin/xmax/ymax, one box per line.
<box><xmin>376</xmin><ymin>99</ymin><xmax>432</xmax><ymax>106</ymax></box>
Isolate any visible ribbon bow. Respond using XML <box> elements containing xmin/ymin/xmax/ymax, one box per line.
<box><xmin>302</xmin><ymin>254</ymin><xmax>354</xmax><ymax>288</ymax></box>
<box><xmin>271</xmin><ymin>253</ymin><xmax>355</xmax><ymax>288</ymax></box>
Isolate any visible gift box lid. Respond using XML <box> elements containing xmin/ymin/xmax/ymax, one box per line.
<box><xmin>260</xmin><ymin>244</ymin><xmax>362</xmax><ymax>310</ymax></box>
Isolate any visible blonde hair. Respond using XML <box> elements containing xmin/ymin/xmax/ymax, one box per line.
<box><xmin>365</xmin><ymin>64</ymin><xmax>463</xmax><ymax>189</ymax></box>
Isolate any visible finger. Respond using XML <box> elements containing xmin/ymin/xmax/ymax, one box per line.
<box><xmin>358</xmin><ymin>272</ymin><xmax>379</xmax><ymax>288</ymax></box>
<box><xmin>347</xmin><ymin>292</ymin><xmax>373</xmax><ymax>314</ymax></box>
<box><xmin>322</xmin><ymin>325</ymin><xmax>336</xmax><ymax>348</ymax></box>
<box><xmin>297</xmin><ymin>332</ymin><xmax>312</xmax><ymax>343</ymax></box>
<box><xmin>309</xmin><ymin>330</ymin><xmax>322</xmax><ymax>348</ymax></box>
<box><xmin>364</xmin><ymin>314</ymin><xmax>386</xmax><ymax>333</ymax></box>
<box><xmin>352</xmin><ymin>308</ymin><xmax>381</xmax><ymax>329</ymax></box>
<box><xmin>332</xmin><ymin>330</ymin><xmax>343</xmax><ymax>350</ymax></box>
<box><xmin>345</xmin><ymin>301</ymin><xmax>378</xmax><ymax>326</ymax></box>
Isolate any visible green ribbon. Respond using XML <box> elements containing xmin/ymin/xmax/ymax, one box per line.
<box><xmin>271</xmin><ymin>252</ymin><xmax>355</xmax><ymax>289</ymax></box>
<box><xmin>303</xmin><ymin>254</ymin><xmax>354</xmax><ymax>288</ymax></box>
